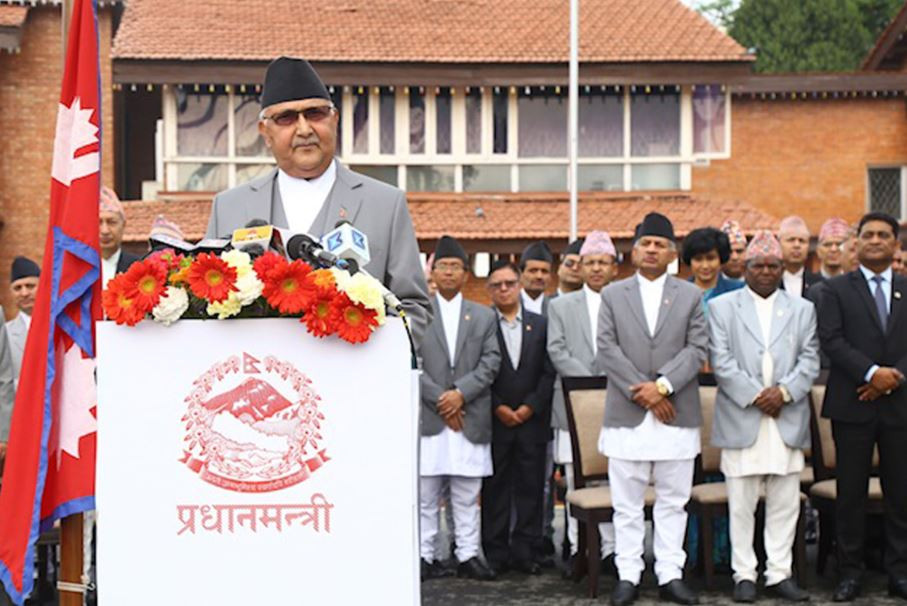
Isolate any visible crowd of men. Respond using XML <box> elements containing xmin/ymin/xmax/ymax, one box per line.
<box><xmin>417</xmin><ymin>211</ymin><xmax>907</xmax><ymax>606</ymax></box>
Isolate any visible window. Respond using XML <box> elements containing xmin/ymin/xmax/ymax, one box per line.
<box><xmin>631</xmin><ymin>88</ymin><xmax>680</xmax><ymax>157</ymax></box>
<box><xmin>693</xmin><ymin>84</ymin><xmax>727</xmax><ymax>155</ymax></box>
<box><xmin>161</xmin><ymin>83</ymin><xmax>728</xmax><ymax>194</ymax></box>
<box><xmin>868</xmin><ymin>167</ymin><xmax>904</xmax><ymax>218</ymax></box>
<box><xmin>518</xmin><ymin>88</ymin><xmax>567</xmax><ymax>157</ymax></box>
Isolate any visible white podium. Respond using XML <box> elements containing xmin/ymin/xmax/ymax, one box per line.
<box><xmin>96</xmin><ymin>318</ymin><xmax>419</xmax><ymax>605</ymax></box>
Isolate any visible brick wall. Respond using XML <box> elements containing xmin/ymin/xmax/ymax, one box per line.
<box><xmin>0</xmin><ymin>6</ymin><xmax>114</xmax><ymax>319</ymax></box>
<box><xmin>692</xmin><ymin>96</ymin><xmax>907</xmax><ymax>233</ymax></box>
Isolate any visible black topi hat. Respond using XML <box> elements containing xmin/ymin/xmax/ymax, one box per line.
<box><xmin>11</xmin><ymin>256</ymin><xmax>39</xmax><ymax>282</ymax></box>
<box><xmin>637</xmin><ymin>212</ymin><xmax>675</xmax><ymax>242</ymax></box>
<box><xmin>260</xmin><ymin>57</ymin><xmax>330</xmax><ymax>108</ymax></box>
<box><xmin>434</xmin><ymin>235</ymin><xmax>468</xmax><ymax>265</ymax></box>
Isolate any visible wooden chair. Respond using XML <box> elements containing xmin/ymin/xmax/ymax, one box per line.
<box><xmin>688</xmin><ymin>374</ymin><xmax>808</xmax><ymax>589</ymax></box>
<box><xmin>807</xmin><ymin>384</ymin><xmax>884</xmax><ymax>574</ymax></box>
<box><xmin>562</xmin><ymin>376</ymin><xmax>656</xmax><ymax>598</ymax></box>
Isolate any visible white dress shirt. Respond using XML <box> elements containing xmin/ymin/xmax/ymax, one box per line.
<box><xmin>19</xmin><ymin>311</ymin><xmax>30</xmax><ymax>331</ymax></box>
<box><xmin>860</xmin><ymin>264</ymin><xmax>894</xmax><ymax>382</ymax></box>
<box><xmin>782</xmin><ymin>267</ymin><xmax>804</xmax><ymax>298</ymax></box>
<box><xmin>721</xmin><ymin>288</ymin><xmax>804</xmax><ymax>477</ymax></box>
<box><xmin>521</xmin><ymin>290</ymin><xmax>544</xmax><ymax>315</ymax></box>
<box><xmin>583</xmin><ymin>284</ymin><xmax>602</xmax><ymax>355</ymax></box>
<box><xmin>420</xmin><ymin>292</ymin><xmax>492</xmax><ymax>477</ymax></box>
<box><xmin>598</xmin><ymin>272</ymin><xmax>700</xmax><ymax>462</ymax></box>
<box><xmin>497</xmin><ymin>309</ymin><xmax>522</xmax><ymax>369</ymax></box>
<box><xmin>277</xmin><ymin>159</ymin><xmax>337</xmax><ymax>234</ymax></box>
<box><xmin>101</xmin><ymin>248</ymin><xmax>122</xmax><ymax>288</ymax></box>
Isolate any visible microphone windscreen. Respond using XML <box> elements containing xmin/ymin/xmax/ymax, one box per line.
<box><xmin>245</xmin><ymin>218</ymin><xmax>270</xmax><ymax>228</ymax></box>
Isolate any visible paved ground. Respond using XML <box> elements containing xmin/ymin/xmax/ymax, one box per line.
<box><xmin>422</xmin><ymin>506</ymin><xmax>903</xmax><ymax>606</ymax></box>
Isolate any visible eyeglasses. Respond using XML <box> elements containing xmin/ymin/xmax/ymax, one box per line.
<box><xmin>487</xmin><ymin>279</ymin><xmax>519</xmax><ymax>291</ymax></box>
<box><xmin>562</xmin><ymin>258</ymin><xmax>579</xmax><ymax>269</ymax></box>
<box><xmin>434</xmin><ymin>261</ymin><xmax>465</xmax><ymax>272</ymax></box>
<box><xmin>263</xmin><ymin>105</ymin><xmax>335</xmax><ymax>127</ymax></box>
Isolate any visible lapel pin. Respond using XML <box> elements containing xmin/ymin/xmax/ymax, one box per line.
<box><xmin>339</xmin><ymin>207</ymin><xmax>347</xmax><ymax>219</ymax></box>
<box><xmin>465</xmin><ymin>314</ymin><xmax>471</xmax><ymax>321</ymax></box>
<box><xmin>526</xmin><ymin>324</ymin><xmax>533</xmax><ymax>332</ymax></box>
<box><xmin>663</xmin><ymin>299</ymin><xmax>670</xmax><ymax>305</ymax></box>
<box><xmin>896</xmin><ymin>291</ymin><xmax>902</xmax><ymax>300</ymax></box>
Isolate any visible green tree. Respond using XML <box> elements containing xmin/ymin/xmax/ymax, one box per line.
<box><xmin>720</xmin><ymin>0</ymin><xmax>903</xmax><ymax>72</ymax></box>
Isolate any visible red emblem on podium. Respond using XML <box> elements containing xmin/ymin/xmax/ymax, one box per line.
<box><xmin>180</xmin><ymin>353</ymin><xmax>329</xmax><ymax>493</ymax></box>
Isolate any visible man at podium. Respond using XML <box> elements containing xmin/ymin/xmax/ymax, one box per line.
<box><xmin>205</xmin><ymin>56</ymin><xmax>431</xmax><ymax>344</ymax></box>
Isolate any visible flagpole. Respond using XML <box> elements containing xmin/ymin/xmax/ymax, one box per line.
<box><xmin>58</xmin><ymin>4</ymin><xmax>88</xmax><ymax>605</ymax></box>
<box><xmin>568</xmin><ymin>0</ymin><xmax>579</xmax><ymax>241</ymax></box>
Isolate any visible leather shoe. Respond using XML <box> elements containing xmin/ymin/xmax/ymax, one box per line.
<box><xmin>733</xmin><ymin>580</ymin><xmax>757</xmax><ymax>603</ymax></box>
<box><xmin>600</xmin><ymin>553</ymin><xmax>617</xmax><ymax>577</ymax></box>
<box><xmin>610</xmin><ymin>580</ymin><xmax>638</xmax><ymax>606</ymax></box>
<box><xmin>457</xmin><ymin>557</ymin><xmax>497</xmax><ymax>581</ymax></box>
<box><xmin>832</xmin><ymin>578</ymin><xmax>861</xmax><ymax>602</ymax></box>
<box><xmin>658</xmin><ymin>579</ymin><xmax>700</xmax><ymax>605</ymax></box>
<box><xmin>512</xmin><ymin>558</ymin><xmax>541</xmax><ymax>575</ymax></box>
<box><xmin>889</xmin><ymin>577</ymin><xmax>907</xmax><ymax>600</ymax></box>
<box><xmin>420</xmin><ymin>558</ymin><xmax>453</xmax><ymax>581</ymax></box>
<box><xmin>766</xmin><ymin>578</ymin><xmax>809</xmax><ymax>602</ymax></box>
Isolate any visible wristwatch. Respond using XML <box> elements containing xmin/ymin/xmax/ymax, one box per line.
<box><xmin>655</xmin><ymin>377</ymin><xmax>671</xmax><ymax>397</ymax></box>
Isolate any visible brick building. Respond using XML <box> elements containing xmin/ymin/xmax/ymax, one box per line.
<box><xmin>0</xmin><ymin>0</ymin><xmax>117</xmax><ymax>316</ymax></box>
<box><xmin>2</xmin><ymin>0</ymin><xmax>907</xmax><ymax>309</ymax></box>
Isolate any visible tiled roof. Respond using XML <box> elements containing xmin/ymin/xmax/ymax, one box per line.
<box><xmin>862</xmin><ymin>0</ymin><xmax>907</xmax><ymax>71</ymax></box>
<box><xmin>0</xmin><ymin>5</ymin><xmax>26</xmax><ymax>27</ymax></box>
<box><xmin>122</xmin><ymin>192</ymin><xmax>776</xmax><ymax>244</ymax></box>
<box><xmin>113</xmin><ymin>0</ymin><xmax>751</xmax><ymax>64</ymax></box>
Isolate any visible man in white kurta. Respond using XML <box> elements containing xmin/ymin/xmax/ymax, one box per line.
<box><xmin>418</xmin><ymin>236</ymin><xmax>501</xmax><ymax>582</ymax></box>
<box><xmin>596</xmin><ymin>212</ymin><xmax>708</xmax><ymax>606</ymax></box>
<box><xmin>708</xmin><ymin>231</ymin><xmax>818</xmax><ymax>603</ymax></box>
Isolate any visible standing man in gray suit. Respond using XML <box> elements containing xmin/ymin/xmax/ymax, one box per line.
<box><xmin>547</xmin><ymin>231</ymin><xmax>618</xmax><ymax>572</ymax></box>
<box><xmin>205</xmin><ymin>57</ymin><xmax>431</xmax><ymax>345</ymax></box>
<box><xmin>6</xmin><ymin>256</ymin><xmax>39</xmax><ymax>388</ymax></box>
<box><xmin>709</xmin><ymin>231</ymin><xmax>818</xmax><ymax>603</ymax></box>
<box><xmin>419</xmin><ymin>236</ymin><xmax>501</xmax><ymax>582</ymax></box>
<box><xmin>597</xmin><ymin>213</ymin><xmax>708</xmax><ymax>606</ymax></box>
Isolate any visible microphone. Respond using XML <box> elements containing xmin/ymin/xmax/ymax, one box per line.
<box><xmin>284</xmin><ymin>233</ymin><xmax>355</xmax><ymax>271</ymax></box>
<box><xmin>321</xmin><ymin>220</ymin><xmax>370</xmax><ymax>269</ymax></box>
<box><xmin>323</xmin><ymin>221</ymin><xmax>404</xmax><ymax>312</ymax></box>
<box><xmin>230</xmin><ymin>219</ymin><xmax>274</xmax><ymax>258</ymax></box>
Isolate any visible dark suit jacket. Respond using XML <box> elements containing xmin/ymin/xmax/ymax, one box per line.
<box><xmin>781</xmin><ymin>270</ymin><xmax>822</xmax><ymax>298</ymax></box>
<box><xmin>117</xmin><ymin>250</ymin><xmax>141</xmax><ymax>274</ymax></box>
<box><xmin>490</xmin><ymin>309</ymin><xmax>555</xmax><ymax>443</ymax></box>
<box><xmin>818</xmin><ymin>270</ymin><xmax>907</xmax><ymax>425</ymax></box>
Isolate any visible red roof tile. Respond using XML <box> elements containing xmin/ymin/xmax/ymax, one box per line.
<box><xmin>122</xmin><ymin>192</ymin><xmax>776</xmax><ymax>245</ymax></box>
<box><xmin>113</xmin><ymin>0</ymin><xmax>751</xmax><ymax>64</ymax></box>
<box><xmin>0</xmin><ymin>5</ymin><xmax>27</xmax><ymax>27</ymax></box>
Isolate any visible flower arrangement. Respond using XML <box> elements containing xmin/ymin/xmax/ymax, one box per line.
<box><xmin>102</xmin><ymin>249</ymin><xmax>386</xmax><ymax>344</ymax></box>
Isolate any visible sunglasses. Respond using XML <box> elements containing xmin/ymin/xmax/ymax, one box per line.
<box><xmin>488</xmin><ymin>279</ymin><xmax>519</xmax><ymax>291</ymax></box>
<box><xmin>264</xmin><ymin>105</ymin><xmax>335</xmax><ymax>127</ymax></box>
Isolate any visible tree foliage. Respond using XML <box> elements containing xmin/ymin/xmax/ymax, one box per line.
<box><xmin>707</xmin><ymin>0</ymin><xmax>904</xmax><ymax>72</ymax></box>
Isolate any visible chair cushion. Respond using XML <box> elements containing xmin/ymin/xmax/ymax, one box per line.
<box><xmin>810</xmin><ymin>477</ymin><xmax>883</xmax><ymax>500</ymax></box>
<box><xmin>692</xmin><ymin>481</ymin><xmax>809</xmax><ymax>505</ymax></box>
<box><xmin>566</xmin><ymin>485</ymin><xmax>657</xmax><ymax>509</ymax></box>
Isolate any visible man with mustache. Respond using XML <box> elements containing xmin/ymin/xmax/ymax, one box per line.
<box><xmin>205</xmin><ymin>57</ymin><xmax>431</xmax><ymax>344</ymax></box>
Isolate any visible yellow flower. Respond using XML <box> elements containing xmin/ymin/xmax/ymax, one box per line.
<box><xmin>206</xmin><ymin>292</ymin><xmax>243</xmax><ymax>319</ymax></box>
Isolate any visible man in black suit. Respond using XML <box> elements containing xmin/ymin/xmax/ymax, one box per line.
<box><xmin>778</xmin><ymin>215</ymin><xmax>822</xmax><ymax>298</ymax></box>
<box><xmin>818</xmin><ymin>211</ymin><xmax>907</xmax><ymax>602</ymax></box>
<box><xmin>481</xmin><ymin>260</ymin><xmax>555</xmax><ymax>575</ymax></box>
<box><xmin>99</xmin><ymin>186</ymin><xmax>140</xmax><ymax>286</ymax></box>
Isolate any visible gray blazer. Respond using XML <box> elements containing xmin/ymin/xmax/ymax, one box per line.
<box><xmin>205</xmin><ymin>163</ymin><xmax>432</xmax><ymax>346</ymax></box>
<box><xmin>0</xmin><ymin>307</ymin><xmax>16</xmax><ymax>441</ymax></box>
<box><xmin>596</xmin><ymin>275</ymin><xmax>708</xmax><ymax>428</ymax></box>
<box><xmin>708</xmin><ymin>288</ymin><xmax>820</xmax><ymax>450</ymax></box>
<box><xmin>6</xmin><ymin>312</ymin><xmax>27</xmax><ymax>387</ymax></box>
<box><xmin>546</xmin><ymin>290</ymin><xmax>599</xmax><ymax>431</ymax></box>
<box><xmin>419</xmin><ymin>297</ymin><xmax>501</xmax><ymax>444</ymax></box>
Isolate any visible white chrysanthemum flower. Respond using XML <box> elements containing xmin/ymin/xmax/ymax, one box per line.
<box><xmin>151</xmin><ymin>286</ymin><xmax>189</xmax><ymax>326</ymax></box>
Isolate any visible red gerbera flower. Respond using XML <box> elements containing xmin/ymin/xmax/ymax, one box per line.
<box><xmin>303</xmin><ymin>287</ymin><xmax>340</xmax><ymax>338</ymax></box>
<box><xmin>123</xmin><ymin>259</ymin><xmax>168</xmax><ymax>312</ymax></box>
<box><xmin>331</xmin><ymin>293</ymin><xmax>378</xmax><ymax>344</ymax></box>
<box><xmin>305</xmin><ymin>268</ymin><xmax>337</xmax><ymax>296</ymax></box>
<box><xmin>253</xmin><ymin>252</ymin><xmax>287</xmax><ymax>281</ymax></box>
<box><xmin>102</xmin><ymin>274</ymin><xmax>146</xmax><ymax>326</ymax></box>
<box><xmin>187</xmin><ymin>253</ymin><xmax>238</xmax><ymax>303</ymax></box>
<box><xmin>262</xmin><ymin>260</ymin><xmax>315</xmax><ymax>314</ymax></box>
<box><xmin>148</xmin><ymin>248</ymin><xmax>185</xmax><ymax>273</ymax></box>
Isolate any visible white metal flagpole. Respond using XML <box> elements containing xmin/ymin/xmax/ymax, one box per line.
<box><xmin>568</xmin><ymin>0</ymin><xmax>579</xmax><ymax>242</ymax></box>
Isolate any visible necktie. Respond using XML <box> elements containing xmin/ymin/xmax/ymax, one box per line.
<box><xmin>873</xmin><ymin>275</ymin><xmax>888</xmax><ymax>330</ymax></box>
